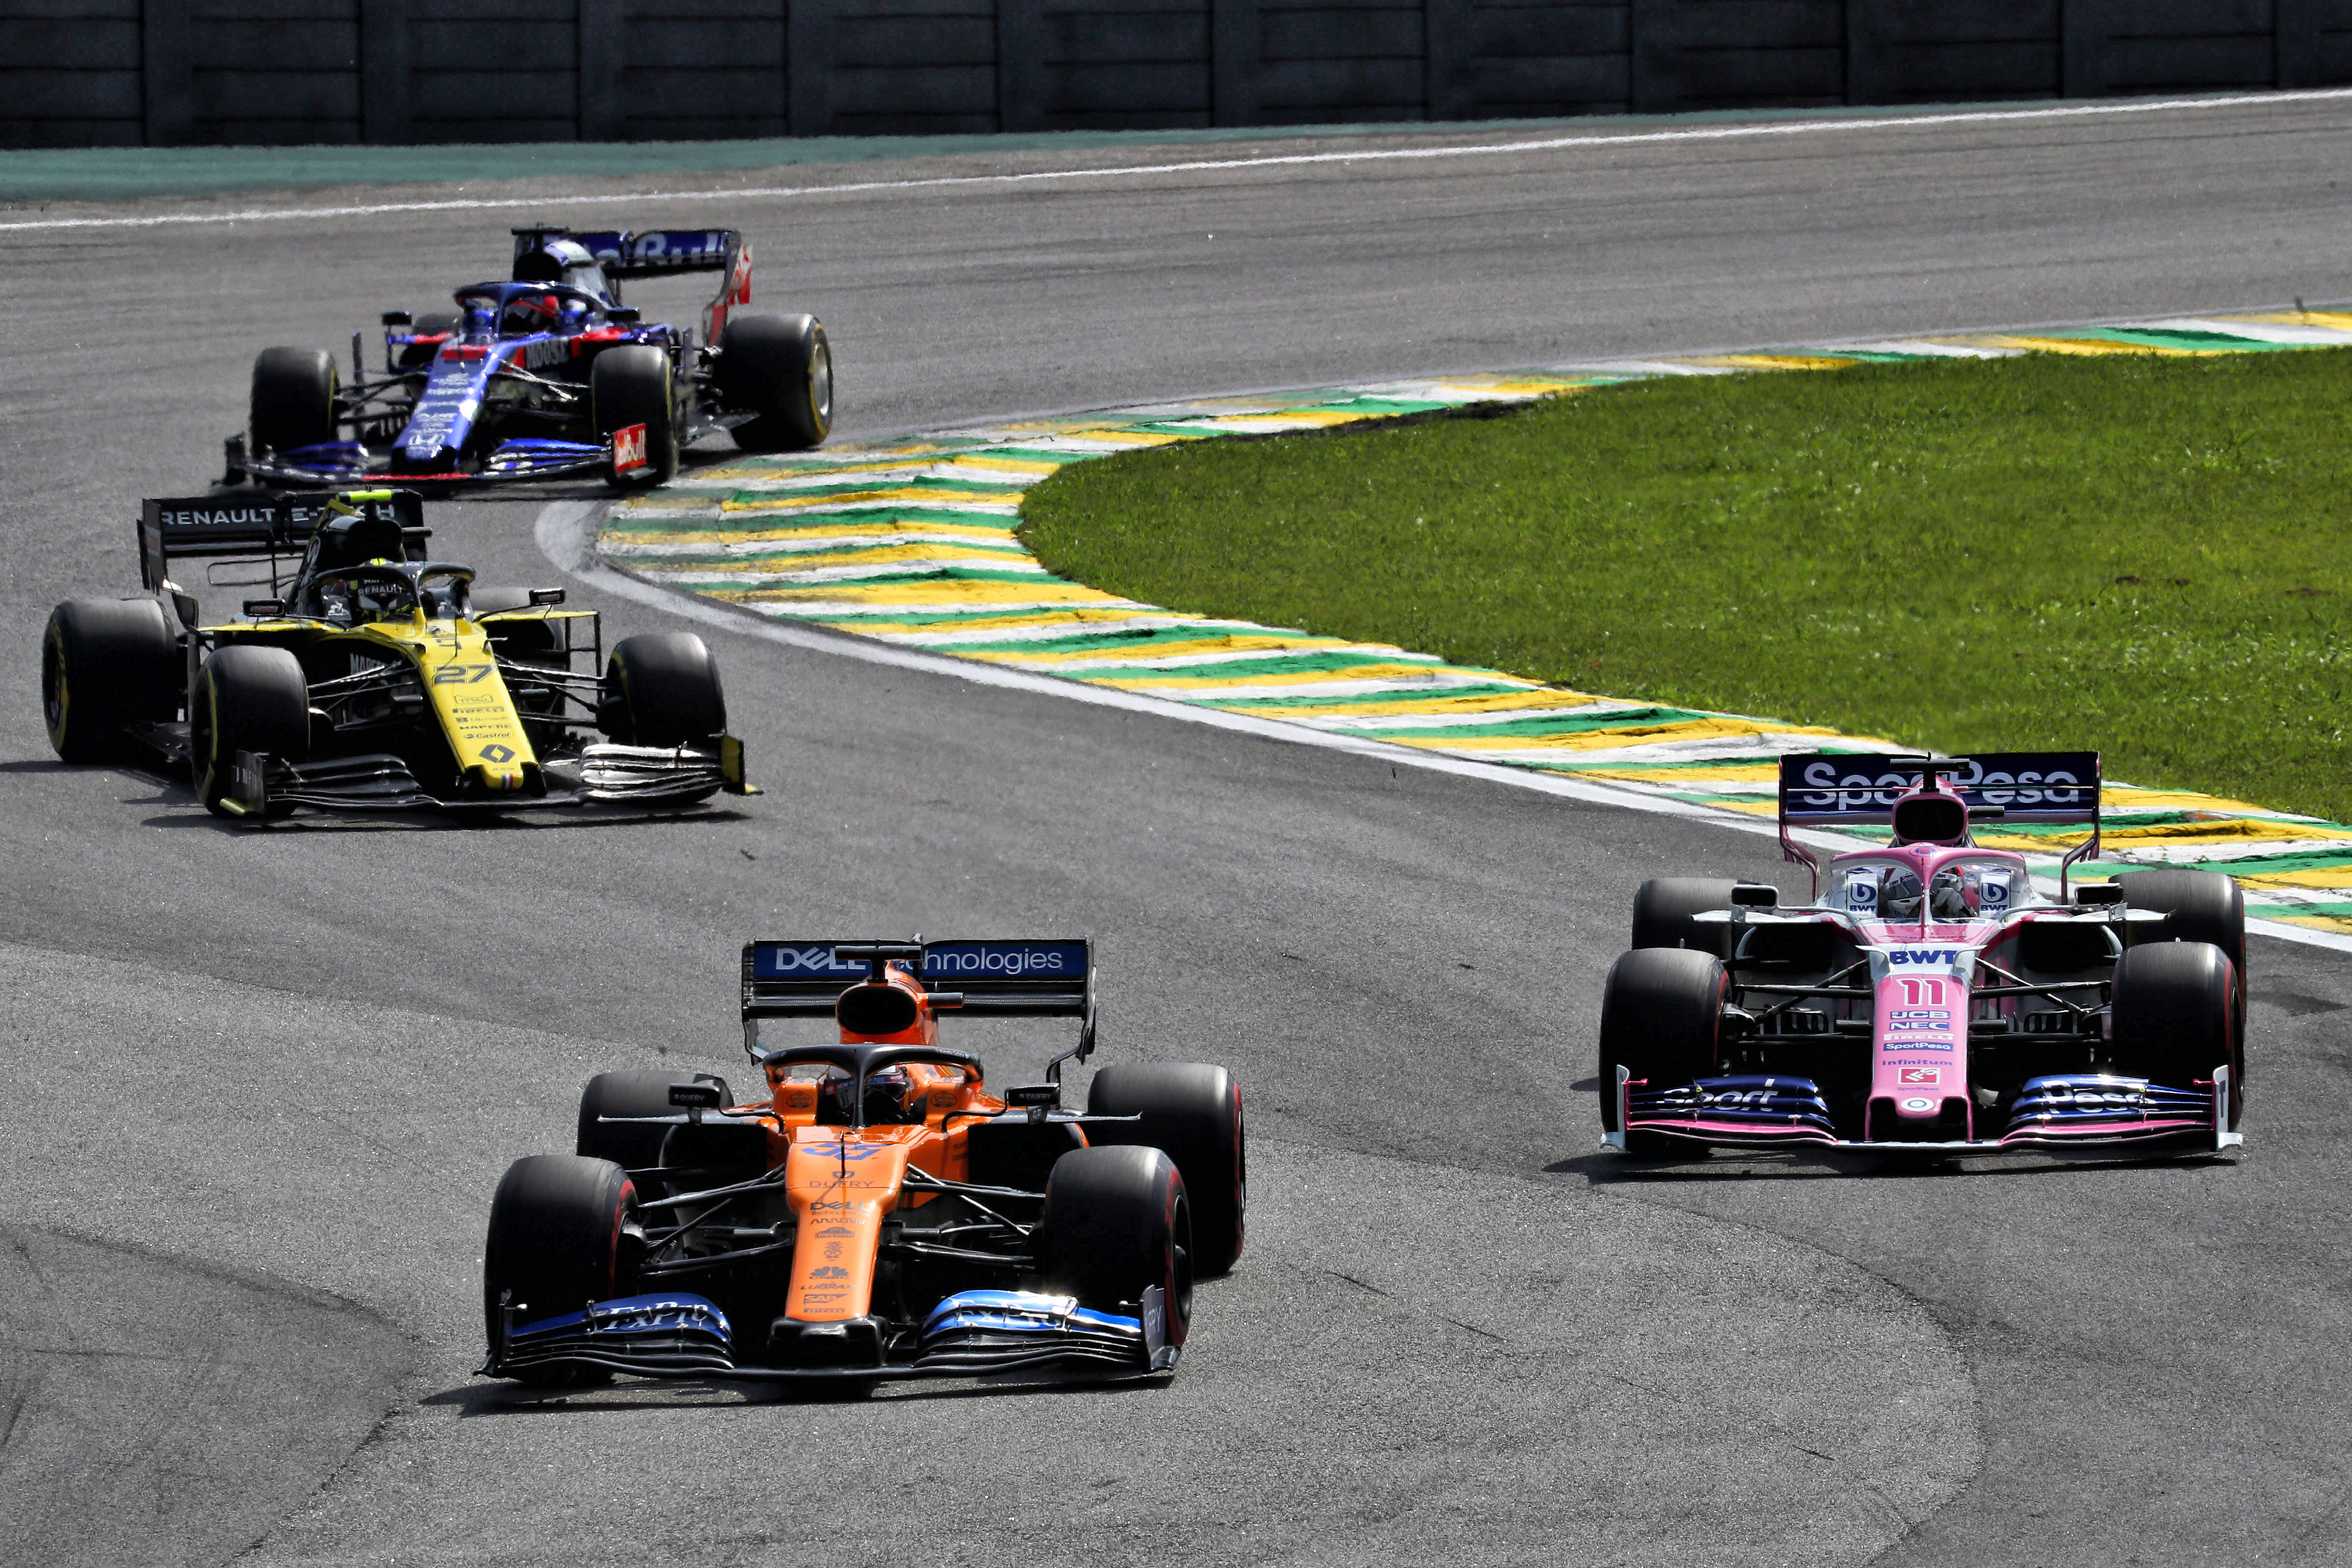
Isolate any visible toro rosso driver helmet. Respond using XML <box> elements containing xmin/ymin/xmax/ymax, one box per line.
<box><xmin>513</xmin><ymin>237</ymin><xmax>613</xmax><ymax>304</ymax></box>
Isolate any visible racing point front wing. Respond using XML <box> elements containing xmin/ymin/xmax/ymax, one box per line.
<box><xmin>1607</xmin><ymin>1067</ymin><xmax>2244</xmax><ymax>1155</ymax></box>
<box><xmin>227</xmin><ymin>435</ymin><xmax>624</xmax><ymax>488</ymax></box>
<box><xmin>480</xmin><ymin>1288</ymin><xmax>1179</xmax><ymax>1384</ymax></box>
<box><xmin>217</xmin><ymin>738</ymin><xmax>756</xmax><ymax>818</ymax></box>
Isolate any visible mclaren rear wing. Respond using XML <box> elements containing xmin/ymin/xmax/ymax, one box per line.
<box><xmin>740</xmin><ymin>938</ymin><xmax>1096</xmax><ymax>1062</ymax></box>
<box><xmin>513</xmin><ymin>225</ymin><xmax>753</xmax><ymax>341</ymax></box>
<box><xmin>139</xmin><ymin>490</ymin><xmax>429</xmax><ymax>594</ymax></box>
<box><xmin>1777</xmin><ymin>750</ymin><xmax>2102</xmax><ymax>896</ymax></box>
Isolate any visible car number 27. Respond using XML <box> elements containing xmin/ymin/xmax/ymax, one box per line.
<box><xmin>432</xmin><ymin>664</ymin><xmax>497</xmax><ymax>685</ymax></box>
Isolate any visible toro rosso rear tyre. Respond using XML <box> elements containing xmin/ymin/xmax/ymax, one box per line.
<box><xmin>1598</xmin><ymin>946</ymin><xmax>1727</xmax><ymax>1155</ymax></box>
<box><xmin>2111</xmin><ymin>941</ymin><xmax>2240</xmax><ymax>1114</ymax></box>
<box><xmin>482</xmin><ymin>1154</ymin><xmax>637</xmax><ymax>1386</ymax></box>
<box><xmin>42</xmin><ymin>597</ymin><xmax>179</xmax><ymax>762</ymax></box>
<box><xmin>1039</xmin><ymin>1145</ymin><xmax>1191</xmax><ymax>1351</ymax></box>
<box><xmin>591</xmin><ymin>345</ymin><xmax>678</xmax><ymax>486</ymax></box>
<box><xmin>719</xmin><ymin>312</ymin><xmax>832</xmax><ymax>452</ymax></box>
<box><xmin>250</xmin><ymin>346</ymin><xmax>339</xmax><ymax>455</ymax></box>
<box><xmin>1084</xmin><ymin>1063</ymin><xmax>1244</xmax><ymax>1276</ymax></box>
<box><xmin>600</xmin><ymin>633</ymin><xmax>726</xmax><ymax>746</ymax></box>
<box><xmin>1631</xmin><ymin>877</ymin><xmax>1737</xmax><ymax>956</ymax></box>
<box><xmin>397</xmin><ymin>310</ymin><xmax>459</xmax><ymax>369</ymax></box>
<box><xmin>576</xmin><ymin>1069</ymin><xmax>734</xmax><ymax>1169</ymax></box>
<box><xmin>190</xmin><ymin>646</ymin><xmax>308</xmax><ymax>818</ymax></box>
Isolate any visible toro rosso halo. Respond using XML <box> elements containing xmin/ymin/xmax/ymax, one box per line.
<box><xmin>478</xmin><ymin>939</ymin><xmax>1247</xmax><ymax>1385</ymax></box>
<box><xmin>1600</xmin><ymin>751</ymin><xmax>2248</xmax><ymax>1158</ymax></box>
<box><xmin>226</xmin><ymin>226</ymin><xmax>832</xmax><ymax>490</ymax></box>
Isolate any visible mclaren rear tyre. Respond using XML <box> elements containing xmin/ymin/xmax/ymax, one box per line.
<box><xmin>1084</xmin><ymin>1063</ymin><xmax>1245</xmax><ymax>1276</ymax></box>
<box><xmin>2111</xmin><ymin>941</ymin><xmax>2240</xmax><ymax>1118</ymax></box>
<box><xmin>1597</xmin><ymin>946</ymin><xmax>1728</xmax><ymax>1156</ymax></box>
<box><xmin>718</xmin><ymin>312</ymin><xmax>832</xmax><ymax>452</ymax></box>
<box><xmin>190</xmin><ymin>646</ymin><xmax>308</xmax><ymax>818</ymax></box>
<box><xmin>1038</xmin><ymin>1145</ymin><xmax>1191</xmax><ymax>1352</ymax></box>
<box><xmin>482</xmin><ymin>1154</ymin><xmax>637</xmax><ymax>1387</ymax></box>
<box><xmin>591</xmin><ymin>345</ymin><xmax>679</xmax><ymax>487</ymax></box>
<box><xmin>250</xmin><ymin>346</ymin><xmax>340</xmax><ymax>456</ymax></box>
<box><xmin>575</xmin><ymin>1069</ymin><xmax>735</xmax><ymax>1169</ymax></box>
<box><xmin>600</xmin><ymin>633</ymin><xmax>726</xmax><ymax>747</ymax></box>
<box><xmin>1630</xmin><ymin>877</ymin><xmax>1738</xmax><ymax>956</ymax></box>
<box><xmin>42</xmin><ymin>597</ymin><xmax>179</xmax><ymax>763</ymax></box>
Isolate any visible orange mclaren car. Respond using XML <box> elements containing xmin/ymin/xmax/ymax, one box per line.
<box><xmin>479</xmin><ymin>938</ymin><xmax>1243</xmax><ymax>1385</ymax></box>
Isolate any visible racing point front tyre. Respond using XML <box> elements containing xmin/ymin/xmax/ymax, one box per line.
<box><xmin>718</xmin><ymin>312</ymin><xmax>832</xmax><ymax>452</ymax></box>
<box><xmin>250</xmin><ymin>346</ymin><xmax>340</xmax><ymax>456</ymax></box>
<box><xmin>1084</xmin><ymin>1063</ymin><xmax>1245</xmax><ymax>1276</ymax></box>
<box><xmin>600</xmin><ymin>632</ymin><xmax>726</xmax><ymax>747</ymax></box>
<box><xmin>1038</xmin><ymin>1145</ymin><xmax>1191</xmax><ymax>1352</ymax></box>
<box><xmin>1630</xmin><ymin>877</ymin><xmax>1738</xmax><ymax>956</ymax></box>
<box><xmin>42</xmin><ymin>598</ymin><xmax>179</xmax><ymax>762</ymax></box>
<box><xmin>1597</xmin><ymin>946</ymin><xmax>1728</xmax><ymax>1156</ymax></box>
<box><xmin>190</xmin><ymin>646</ymin><xmax>308</xmax><ymax>818</ymax></box>
<box><xmin>482</xmin><ymin>1154</ymin><xmax>637</xmax><ymax>1387</ymax></box>
<box><xmin>2110</xmin><ymin>941</ymin><xmax>2240</xmax><ymax>1118</ymax></box>
<box><xmin>591</xmin><ymin>345</ymin><xmax>678</xmax><ymax>486</ymax></box>
<box><xmin>575</xmin><ymin>1069</ymin><xmax>735</xmax><ymax>1169</ymax></box>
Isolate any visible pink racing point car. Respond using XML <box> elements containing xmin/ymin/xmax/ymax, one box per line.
<box><xmin>1599</xmin><ymin>751</ymin><xmax>2248</xmax><ymax>1159</ymax></box>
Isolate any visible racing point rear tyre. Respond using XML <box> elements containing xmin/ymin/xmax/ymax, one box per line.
<box><xmin>1598</xmin><ymin>946</ymin><xmax>1728</xmax><ymax>1155</ymax></box>
<box><xmin>482</xmin><ymin>1154</ymin><xmax>637</xmax><ymax>1387</ymax></box>
<box><xmin>600</xmin><ymin>633</ymin><xmax>726</xmax><ymax>747</ymax></box>
<box><xmin>2110</xmin><ymin>940</ymin><xmax>2240</xmax><ymax>1112</ymax></box>
<box><xmin>1038</xmin><ymin>1145</ymin><xmax>1191</xmax><ymax>1351</ymax></box>
<box><xmin>576</xmin><ymin>1070</ymin><xmax>735</xmax><ymax>1169</ymax></box>
<box><xmin>591</xmin><ymin>345</ymin><xmax>678</xmax><ymax>486</ymax></box>
<box><xmin>1084</xmin><ymin>1063</ymin><xmax>1245</xmax><ymax>1276</ymax></box>
<box><xmin>2119</xmin><ymin>868</ymin><xmax>2248</xmax><ymax>1041</ymax></box>
<box><xmin>42</xmin><ymin>598</ymin><xmax>179</xmax><ymax>763</ymax></box>
<box><xmin>190</xmin><ymin>646</ymin><xmax>308</xmax><ymax>818</ymax></box>
<box><xmin>718</xmin><ymin>312</ymin><xmax>833</xmax><ymax>452</ymax></box>
<box><xmin>1631</xmin><ymin>877</ymin><xmax>1738</xmax><ymax>956</ymax></box>
<box><xmin>250</xmin><ymin>346</ymin><xmax>340</xmax><ymax>456</ymax></box>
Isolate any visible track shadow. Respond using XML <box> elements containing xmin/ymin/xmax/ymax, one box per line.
<box><xmin>432</xmin><ymin>1368</ymin><xmax>1170</xmax><ymax>1415</ymax></box>
<box><xmin>1550</xmin><ymin>1147</ymin><xmax>2234</xmax><ymax>1185</ymax></box>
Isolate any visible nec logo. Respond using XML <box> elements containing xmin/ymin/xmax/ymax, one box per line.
<box><xmin>1887</xmin><ymin>948</ymin><xmax>1958</xmax><ymax>966</ymax></box>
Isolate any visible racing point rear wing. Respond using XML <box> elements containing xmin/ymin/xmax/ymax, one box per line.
<box><xmin>513</xmin><ymin>225</ymin><xmax>752</xmax><ymax>342</ymax></box>
<box><xmin>138</xmin><ymin>490</ymin><xmax>429</xmax><ymax>602</ymax></box>
<box><xmin>739</xmin><ymin>938</ymin><xmax>1097</xmax><ymax>1065</ymax></box>
<box><xmin>1777</xmin><ymin>750</ymin><xmax>2103</xmax><ymax>898</ymax></box>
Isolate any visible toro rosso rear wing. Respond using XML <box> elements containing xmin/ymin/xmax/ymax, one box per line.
<box><xmin>741</xmin><ymin>938</ymin><xmax>1097</xmax><ymax>1066</ymax></box>
<box><xmin>513</xmin><ymin>224</ymin><xmax>753</xmax><ymax>342</ymax></box>
<box><xmin>1777</xmin><ymin>750</ymin><xmax>2102</xmax><ymax>897</ymax></box>
<box><xmin>139</xmin><ymin>490</ymin><xmax>427</xmax><ymax>605</ymax></box>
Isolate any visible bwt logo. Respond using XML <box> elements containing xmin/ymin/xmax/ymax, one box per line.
<box><xmin>1888</xmin><ymin>949</ymin><xmax>1957</xmax><ymax>966</ymax></box>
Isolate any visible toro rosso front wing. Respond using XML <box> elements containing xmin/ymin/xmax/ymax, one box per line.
<box><xmin>216</xmin><ymin>738</ymin><xmax>753</xmax><ymax>818</ymax></box>
<box><xmin>482</xmin><ymin>1287</ymin><xmax>1177</xmax><ymax>1384</ymax></box>
<box><xmin>1609</xmin><ymin>1066</ymin><xmax>2244</xmax><ymax>1156</ymax></box>
<box><xmin>225</xmin><ymin>431</ymin><xmax>640</xmax><ymax>490</ymax></box>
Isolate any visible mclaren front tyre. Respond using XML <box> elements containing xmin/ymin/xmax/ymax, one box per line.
<box><xmin>1038</xmin><ymin>1145</ymin><xmax>1192</xmax><ymax>1354</ymax></box>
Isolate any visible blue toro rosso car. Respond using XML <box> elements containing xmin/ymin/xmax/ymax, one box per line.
<box><xmin>225</xmin><ymin>225</ymin><xmax>830</xmax><ymax>490</ymax></box>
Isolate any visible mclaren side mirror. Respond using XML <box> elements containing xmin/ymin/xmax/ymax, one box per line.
<box><xmin>668</xmin><ymin>1082</ymin><xmax>723</xmax><ymax>1111</ymax></box>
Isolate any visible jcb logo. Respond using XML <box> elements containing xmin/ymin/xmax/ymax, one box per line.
<box><xmin>432</xmin><ymin>664</ymin><xmax>495</xmax><ymax>685</ymax></box>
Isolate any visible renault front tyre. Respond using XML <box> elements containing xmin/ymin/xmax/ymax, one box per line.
<box><xmin>250</xmin><ymin>346</ymin><xmax>340</xmax><ymax>456</ymax></box>
<box><xmin>591</xmin><ymin>345</ymin><xmax>678</xmax><ymax>485</ymax></box>
<box><xmin>190</xmin><ymin>645</ymin><xmax>308</xmax><ymax>817</ymax></box>
<box><xmin>1084</xmin><ymin>1063</ymin><xmax>1245</xmax><ymax>1276</ymax></box>
<box><xmin>1038</xmin><ymin>1144</ymin><xmax>1191</xmax><ymax>1351</ymax></box>
<box><xmin>482</xmin><ymin>1154</ymin><xmax>637</xmax><ymax>1386</ymax></box>
<box><xmin>718</xmin><ymin>312</ymin><xmax>832</xmax><ymax>452</ymax></box>
<box><xmin>600</xmin><ymin>632</ymin><xmax>725</xmax><ymax>746</ymax></box>
<box><xmin>42</xmin><ymin>598</ymin><xmax>179</xmax><ymax>762</ymax></box>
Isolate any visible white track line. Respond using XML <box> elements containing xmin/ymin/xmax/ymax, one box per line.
<box><xmin>535</xmin><ymin>499</ymin><xmax>2352</xmax><ymax>957</ymax></box>
<box><xmin>13</xmin><ymin>89</ymin><xmax>2352</xmax><ymax>236</ymax></box>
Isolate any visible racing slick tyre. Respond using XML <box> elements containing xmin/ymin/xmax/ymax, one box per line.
<box><xmin>482</xmin><ymin>1154</ymin><xmax>637</xmax><ymax>1387</ymax></box>
<box><xmin>718</xmin><ymin>312</ymin><xmax>833</xmax><ymax>452</ymax></box>
<box><xmin>2110</xmin><ymin>941</ymin><xmax>2240</xmax><ymax>1118</ymax></box>
<box><xmin>1038</xmin><ymin>1144</ymin><xmax>1191</xmax><ymax>1351</ymax></box>
<box><xmin>2117</xmin><ymin>868</ymin><xmax>2248</xmax><ymax>1040</ymax></box>
<box><xmin>1597</xmin><ymin>946</ymin><xmax>1728</xmax><ymax>1156</ymax></box>
<box><xmin>1630</xmin><ymin>877</ymin><xmax>1738</xmax><ymax>957</ymax></box>
<box><xmin>42</xmin><ymin>597</ymin><xmax>179</xmax><ymax>762</ymax></box>
<box><xmin>575</xmin><ymin>1069</ymin><xmax>734</xmax><ymax>1170</ymax></box>
<box><xmin>591</xmin><ymin>345</ymin><xmax>679</xmax><ymax>486</ymax></box>
<box><xmin>250</xmin><ymin>346</ymin><xmax>340</xmax><ymax>456</ymax></box>
<box><xmin>600</xmin><ymin>633</ymin><xmax>726</xmax><ymax>747</ymax></box>
<box><xmin>397</xmin><ymin>311</ymin><xmax>459</xmax><ymax>369</ymax></box>
<box><xmin>1084</xmin><ymin>1063</ymin><xmax>1244</xmax><ymax>1276</ymax></box>
<box><xmin>189</xmin><ymin>646</ymin><xmax>308</xmax><ymax>818</ymax></box>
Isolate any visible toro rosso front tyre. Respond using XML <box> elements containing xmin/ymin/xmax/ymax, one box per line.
<box><xmin>190</xmin><ymin>646</ymin><xmax>308</xmax><ymax>818</ymax></box>
<box><xmin>1038</xmin><ymin>1144</ymin><xmax>1191</xmax><ymax>1350</ymax></box>
<box><xmin>482</xmin><ymin>1154</ymin><xmax>637</xmax><ymax>1386</ymax></box>
<box><xmin>592</xmin><ymin>345</ymin><xmax>678</xmax><ymax>486</ymax></box>
<box><xmin>1597</xmin><ymin>946</ymin><xmax>1727</xmax><ymax>1155</ymax></box>
<box><xmin>719</xmin><ymin>312</ymin><xmax>832</xmax><ymax>452</ymax></box>
<box><xmin>600</xmin><ymin>633</ymin><xmax>725</xmax><ymax>746</ymax></box>
<box><xmin>42</xmin><ymin>597</ymin><xmax>179</xmax><ymax>762</ymax></box>
<box><xmin>250</xmin><ymin>346</ymin><xmax>339</xmax><ymax>455</ymax></box>
<box><xmin>1084</xmin><ymin>1063</ymin><xmax>1244</xmax><ymax>1276</ymax></box>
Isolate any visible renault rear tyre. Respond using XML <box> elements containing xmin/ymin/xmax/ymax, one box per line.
<box><xmin>42</xmin><ymin>597</ymin><xmax>179</xmax><ymax>762</ymax></box>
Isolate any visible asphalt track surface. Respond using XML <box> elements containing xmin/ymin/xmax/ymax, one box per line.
<box><xmin>3</xmin><ymin>93</ymin><xmax>2350</xmax><ymax>1565</ymax></box>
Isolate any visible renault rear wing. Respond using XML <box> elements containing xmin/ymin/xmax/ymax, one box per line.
<box><xmin>1777</xmin><ymin>750</ymin><xmax>2102</xmax><ymax>895</ymax></box>
<box><xmin>139</xmin><ymin>490</ymin><xmax>428</xmax><ymax>591</ymax></box>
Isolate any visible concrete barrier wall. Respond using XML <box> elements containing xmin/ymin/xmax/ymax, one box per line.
<box><xmin>3</xmin><ymin>0</ymin><xmax>2344</xmax><ymax>149</ymax></box>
